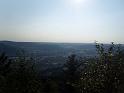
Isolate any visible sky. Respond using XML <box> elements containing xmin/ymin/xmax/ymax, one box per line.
<box><xmin>0</xmin><ymin>0</ymin><xmax>124</xmax><ymax>43</ymax></box>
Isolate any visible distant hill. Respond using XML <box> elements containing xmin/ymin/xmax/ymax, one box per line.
<box><xmin>0</xmin><ymin>41</ymin><xmax>97</xmax><ymax>57</ymax></box>
<box><xmin>1</xmin><ymin>41</ymin><xmax>124</xmax><ymax>71</ymax></box>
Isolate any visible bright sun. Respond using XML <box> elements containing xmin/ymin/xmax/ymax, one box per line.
<box><xmin>68</xmin><ymin>0</ymin><xmax>88</xmax><ymax>8</ymax></box>
<box><xmin>66</xmin><ymin>0</ymin><xmax>91</xmax><ymax>9</ymax></box>
<box><xmin>74</xmin><ymin>0</ymin><xmax>86</xmax><ymax>4</ymax></box>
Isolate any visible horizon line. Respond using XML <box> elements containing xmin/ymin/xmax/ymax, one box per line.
<box><xmin>0</xmin><ymin>40</ymin><xmax>123</xmax><ymax>45</ymax></box>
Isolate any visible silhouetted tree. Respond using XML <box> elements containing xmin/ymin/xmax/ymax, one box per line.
<box><xmin>3</xmin><ymin>51</ymin><xmax>42</xmax><ymax>93</ymax></box>
<box><xmin>80</xmin><ymin>42</ymin><xmax>124</xmax><ymax>93</ymax></box>
<box><xmin>63</xmin><ymin>54</ymin><xmax>80</xmax><ymax>93</ymax></box>
<box><xmin>0</xmin><ymin>53</ymin><xmax>11</xmax><ymax>92</ymax></box>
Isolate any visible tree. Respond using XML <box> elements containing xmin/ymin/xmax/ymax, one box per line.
<box><xmin>0</xmin><ymin>52</ymin><xmax>12</xmax><ymax>93</ymax></box>
<box><xmin>80</xmin><ymin>42</ymin><xmax>124</xmax><ymax>93</ymax></box>
<box><xmin>3</xmin><ymin>51</ymin><xmax>43</xmax><ymax>93</ymax></box>
<box><xmin>63</xmin><ymin>54</ymin><xmax>80</xmax><ymax>93</ymax></box>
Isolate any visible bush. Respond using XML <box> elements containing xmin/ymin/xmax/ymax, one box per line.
<box><xmin>80</xmin><ymin>42</ymin><xmax>124</xmax><ymax>93</ymax></box>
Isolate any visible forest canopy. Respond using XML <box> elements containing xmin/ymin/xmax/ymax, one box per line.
<box><xmin>0</xmin><ymin>42</ymin><xmax>124</xmax><ymax>93</ymax></box>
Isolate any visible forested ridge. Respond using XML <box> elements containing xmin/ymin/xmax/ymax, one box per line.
<box><xmin>0</xmin><ymin>42</ymin><xmax>124</xmax><ymax>93</ymax></box>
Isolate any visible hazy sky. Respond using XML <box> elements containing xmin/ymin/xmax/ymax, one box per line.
<box><xmin>0</xmin><ymin>0</ymin><xmax>124</xmax><ymax>43</ymax></box>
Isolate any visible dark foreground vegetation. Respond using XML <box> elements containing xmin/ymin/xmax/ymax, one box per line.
<box><xmin>0</xmin><ymin>42</ymin><xmax>124</xmax><ymax>93</ymax></box>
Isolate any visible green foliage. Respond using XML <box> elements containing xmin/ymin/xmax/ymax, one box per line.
<box><xmin>80</xmin><ymin>42</ymin><xmax>124</xmax><ymax>93</ymax></box>
<box><xmin>0</xmin><ymin>53</ymin><xmax>11</xmax><ymax>76</ymax></box>
<box><xmin>63</xmin><ymin>54</ymin><xmax>81</xmax><ymax>93</ymax></box>
<box><xmin>0</xmin><ymin>53</ymin><xmax>11</xmax><ymax>92</ymax></box>
<box><xmin>0</xmin><ymin>52</ymin><xmax>42</xmax><ymax>93</ymax></box>
<box><xmin>0</xmin><ymin>42</ymin><xmax>124</xmax><ymax>93</ymax></box>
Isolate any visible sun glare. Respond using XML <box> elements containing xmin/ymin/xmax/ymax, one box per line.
<box><xmin>74</xmin><ymin>0</ymin><xmax>86</xmax><ymax>4</ymax></box>
<box><xmin>67</xmin><ymin>0</ymin><xmax>89</xmax><ymax>9</ymax></box>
